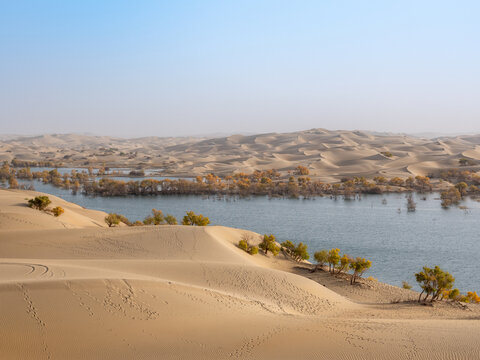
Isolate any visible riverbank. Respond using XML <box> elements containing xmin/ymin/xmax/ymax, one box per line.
<box><xmin>1</xmin><ymin>189</ymin><xmax>479</xmax><ymax>359</ymax></box>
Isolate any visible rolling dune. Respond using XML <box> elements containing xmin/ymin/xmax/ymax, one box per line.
<box><xmin>1</xmin><ymin>189</ymin><xmax>480</xmax><ymax>359</ymax></box>
<box><xmin>2</xmin><ymin>129</ymin><xmax>480</xmax><ymax>181</ymax></box>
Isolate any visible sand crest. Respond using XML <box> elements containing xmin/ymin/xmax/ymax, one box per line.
<box><xmin>0</xmin><ymin>189</ymin><xmax>479</xmax><ymax>359</ymax></box>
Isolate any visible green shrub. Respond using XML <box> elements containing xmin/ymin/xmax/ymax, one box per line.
<box><xmin>312</xmin><ymin>250</ymin><xmax>328</xmax><ymax>272</ymax></box>
<box><xmin>415</xmin><ymin>266</ymin><xmax>455</xmax><ymax>302</ymax></box>
<box><xmin>27</xmin><ymin>196</ymin><xmax>51</xmax><ymax>210</ymax></box>
<box><xmin>402</xmin><ymin>281</ymin><xmax>412</xmax><ymax>290</ymax></box>
<box><xmin>144</xmin><ymin>209</ymin><xmax>165</xmax><ymax>225</ymax></box>
<box><xmin>238</xmin><ymin>239</ymin><xmax>249</xmax><ymax>251</ymax></box>
<box><xmin>249</xmin><ymin>246</ymin><xmax>259</xmax><ymax>255</ymax></box>
<box><xmin>51</xmin><ymin>206</ymin><xmax>64</xmax><ymax>217</ymax></box>
<box><xmin>349</xmin><ymin>257</ymin><xmax>372</xmax><ymax>284</ymax></box>
<box><xmin>259</xmin><ymin>234</ymin><xmax>280</xmax><ymax>256</ymax></box>
<box><xmin>238</xmin><ymin>234</ymin><xmax>259</xmax><ymax>256</ymax></box>
<box><xmin>165</xmin><ymin>214</ymin><xmax>178</xmax><ymax>225</ymax></box>
<box><xmin>105</xmin><ymin>213</ymin><xmax>120</xmax><ymax>227</ymax></box>
<box><xmin>281</xmin><ymin>240</ymin><xmax>309</xmax><ymax>261</ymax></box>
<box><xmin>182</xmin><ymin>211</ymin><xmax>210</xmax><ymax>226</ymax></box>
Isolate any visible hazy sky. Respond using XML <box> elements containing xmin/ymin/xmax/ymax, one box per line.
<box><xmin>1</xmin><ymin>1</ymin><xmax>479</xmax><ymax>137</ymax></box>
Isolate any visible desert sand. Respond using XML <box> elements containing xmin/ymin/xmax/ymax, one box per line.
<box><xmin>2</xmin><ymin>129</ymin><xmax>480</xmax><ymax>181</ymax></box>
<box><xmin>1</xmin><ymin>189</ymin><xmax>479</xmax><ymax>359</ymax></box>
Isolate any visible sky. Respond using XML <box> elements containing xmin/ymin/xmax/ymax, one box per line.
<box><xmin>0</xmin><ymin>0</ymin><xmax>479</xmax><ymax>137</ymax></box>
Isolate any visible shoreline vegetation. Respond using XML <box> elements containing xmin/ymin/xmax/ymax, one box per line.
<box><xmin>2</xmin><ymin>188</ymin><xmax>480</xmax><ymax>358</ymax></box>
<box><xmin>2</xmin><ymin>161</ymin><xmax>480</xmax><ymax>208</ymax></box>
<box><xmin>24</xmin><ymin>193</ymin><xmax>480</xmax><ymax>305</ymax></box>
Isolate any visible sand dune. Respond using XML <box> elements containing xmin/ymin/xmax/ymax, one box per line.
<box><xmin>2</xmin><ymin>129</ymin><xmax>480</xmax><ymax>180</ymax></box>
<box><xmin>1</xmin><ymin>190</ymin><xmax>480</xmax><ymax>359</ymax></box>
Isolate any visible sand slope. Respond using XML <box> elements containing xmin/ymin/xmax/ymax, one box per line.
<box><xmin>2</xmin><ymin>129</ymin><xmax>480</xmax><ymax>181</ymax></box>
<box><xmin>1</xmin><ymin>191</ymin><xmax>479</xmax><ymax>359</ymax></box>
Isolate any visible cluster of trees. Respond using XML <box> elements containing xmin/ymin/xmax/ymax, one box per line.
<box><xmin>414</xmin><ymin>266</ymin><xmax>479</xmax><ymax>304</ymax></box>
<box><xmin>7</xmin><ymin>162</ymin><xmax>480</xmax><ymax>211</ymax></box>
<box><xmin>0</xmin><ymin>162</ymin><xmax>21</xmax><ymax>189</ymax></box>
<box><xmin>237</xmin><ymin>237</ymin><xmax>372</xmax><ymax>286</ymax></box>
<box><xmin>313</xmin><ymin>248</ymin><xmax>372</xmax><ymax>284</ymax></box>
<box><xmin>70</xmin><ymin>173</ymin><xmax>440</xmax><ymax>198</ymax></box>
<box><xmin>238</xmin><ymin>234</ymin><xmax>309</xmax><ymax>261</ymax></box>
<box><xmin>104</xmin><ymin>210</ymin><xmax>209</xmax><ymax>227</ymax></box>
<box><xmin>436</xmin><ymin>168</ymin><xmax>480</xmax><ymax>186</ymax></box>
<box><xmin>5</xmin><ymin>160</ymin><xmax>445</xmax><ymax>199</ymax></box>
<box><xmin>439</xmin><ymin>180</ymin><xmax>480</xmax><ymax>208</ymax></box>
<box><xmin>11</xmin><ymin>159</ymin><xmax>58</xmax><ymax>167</ymax></box>
<box><xmin>27</xmin><ymin>196</ymin><xmax>64</xmax><ymax>217</ymax></box>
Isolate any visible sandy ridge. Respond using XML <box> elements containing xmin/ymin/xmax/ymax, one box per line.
<box><xmin>0</xmin><ymin>190</ymin><xmax>479</xmax><ymax>359</ymax></box>
<box><xmin>2</xmin><ymin>129</ymin><xmax>480</xmax><ymax>181</ymax></box>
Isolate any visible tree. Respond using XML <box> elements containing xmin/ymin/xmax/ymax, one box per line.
<box><xmin>455</xmin><ymin>182</ymin><xmax>468</xmax><ymax>196</ymax></box>
<box><xmin>281</xmin><ymin>240</ymin><xmax>309</xmax><ymax>261</ymax></box>
<box><xmin>27</xmin><ymin>196</ymin><xmax>51</xmax><ymax>211</ymax></box>
<box><xmin>312</xmin><ymin>250</ymin><xmax>328</xmax><ymax>272</ymax></box>
<box><xmin>105</xmin><ymin>213</ymin><xmax>120</xmax><ymax>227</ymax></box>
<box><xmin>466</xmin><ymin>291</ymin><xmax>480</xmax><ymax>304</ymax></box>
<box><xmin>448</xmin><ymin>288</ymin><xmax>460</xmax><ymax>301</ymax></box>
<box><xmin>144</xmin><ymin>209</ymin><xmax>165</xmax><ymax>225</ymax></box>
<box><xmin>415</xmin><ymin>266</ymin><xmax>455</xmax><ymax>302</ymax></box>
<box><xmin>295</xmin><ymin>165</ymin><xmax>310</xmax><ymax>175</ymax></box>
<box><xmin>259</xmin><ymin>234</ymin><xmax>280</xmax><ymax>256</ymax></box>
<box><xmin>349</xmin><ymin>257</ymin><xmax>372</xmax><ymax>284</ymax></box>
<box><xmin>327</xmin><ymin>248</ymin><xmax>341</xmax><ymax>274</ymax></box>
<box><xmin>182</xmin><ymin>211</ymin><xmax>210</xmax><ymax>226</ymax></box>
<box><xmin>165</xmin><ymin>214</ymin><xmax>178</xmax><ymax>225</ymax></box>
<box><xmin>402</xmin><ymin>281</ymin><xmax>412</xmax><ymax>290</ymax></box>
<box><xmin>116</xmin><ymin>214</ymin><xmax>131</xmax><ymax>226</ymax></box>
<box><xmin>8</xmin><ymin>175</ymin><xmax>19</xmax><ymax>189</ymax></box>
<box><xmin>51</xmin><ymin>206</ymin><xmax>64</xmax><ymax>217</ymax></box>
<box><xmin>336</xmin><ymin>254</ymin><xmax>351</xmax><ymax>274</ymax></box>
<box><xmin>440</xmin><ymin>187</ymin><xmax>461</xmax><ymax>208</ymax></box>
<box><xmin>406</xmin><ymin>193</ymin><xmax>416</xmax><ymax>212</ymax></box>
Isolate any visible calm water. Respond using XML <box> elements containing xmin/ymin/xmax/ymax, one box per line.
<box><xmin>12</xmin><ymin>179</ymin><xmax>480</xmax><ymax>292</ymax></box>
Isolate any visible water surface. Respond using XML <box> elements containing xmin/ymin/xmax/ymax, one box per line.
<box><xmin>13</xmin><ymin>179</ymin><xmax>480</xmax><ymax>292</ymax></box>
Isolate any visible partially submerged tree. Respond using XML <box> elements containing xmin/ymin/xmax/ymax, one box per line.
<box><xmin>406</xmin><ymin>193</ymin><xmax>416</xmax><ymax>212</ymax></box>
<box><xmin>440</xmin><ymin>187</ymin><xmax>461</xmax><ymax>208</ymax></box>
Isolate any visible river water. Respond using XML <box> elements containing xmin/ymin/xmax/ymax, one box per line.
<box><xmin>11</xmin><ymin>178</ymin><xmax>480</xmax><ymax>293</ymax></box>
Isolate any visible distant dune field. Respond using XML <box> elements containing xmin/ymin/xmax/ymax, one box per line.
<box><xmin>1</xmin><ymin>189</ymin><xmax>480</xmax><ymax>359</ymax></box>
<box><xmin>2</xmin><ymin>129</ymin><xmax>480</xmax><ymax>181</ymax></box>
